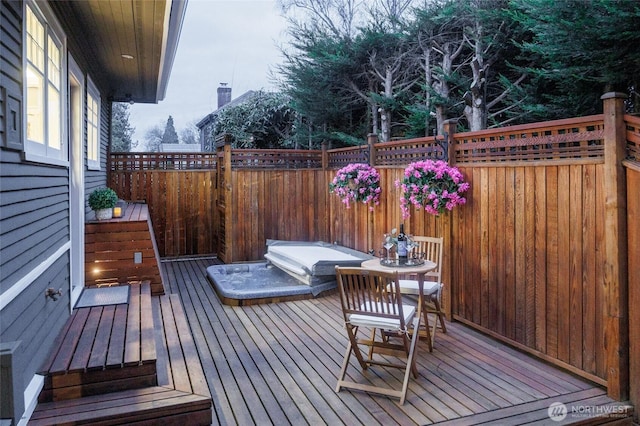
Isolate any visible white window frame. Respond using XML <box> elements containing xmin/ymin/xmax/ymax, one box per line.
<box><xmin>68</xmin><ymin>55</ymin><xmax>86</xmax><ymax>309</ymax></box>
<box><xmin>23</xmin><ymin>0</ymin><xmax>68</xmax><ymax>166</ymax></box>
<box><xmin>86</xmin><ymin>77</ymin><xmax>101</xmax><ymax>170</ymax></box>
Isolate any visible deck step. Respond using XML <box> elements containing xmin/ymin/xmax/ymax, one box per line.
<box><xmin>34</xmin><ymin>281</ymin><xmax>212</xmax><ymax>424</ymax></box>
<box><xmin>30</xmin><ymin>387</ymin><xmax>211</xmax><ymax>425</ymax></box>
<box><xmin>38</xmin><ymin>282</ymin><xmax>157</xmax><ymax>402</ymax></box>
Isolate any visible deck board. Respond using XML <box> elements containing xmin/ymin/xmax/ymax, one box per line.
<box><xmin>48</xmin><ymin>308</ymin><xmax>90</xmax><ymax>373</ymax></box>
<box><xmin>30</xmin><ymin>387</ymin><xmax>211</xmax><ymax>425</ymax></box>
<box><xmin>164</xmin><ymin>259</ymin><xmax>256</xmax><ymax>425</ymax></box>
<box><xmin>124</xmin><ymin>286</ymin><xmax>142</xmax><ymax>365</ymax></box>
<box><xmin>163</xmin><ymin>258</ymin><xmax>632</xmax><ymax>425</ymax></box>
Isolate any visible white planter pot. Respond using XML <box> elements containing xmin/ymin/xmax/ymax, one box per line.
<box><xmin>94</xmin><ymin>208</ymin><xmax>113</xmax><ymax>220</ymax></box>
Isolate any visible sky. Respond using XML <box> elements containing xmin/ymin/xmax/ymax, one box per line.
<box><xmin>129</xmin><ymin>0</ymin><xmax>289</xmax><ymax>148</ymax></box>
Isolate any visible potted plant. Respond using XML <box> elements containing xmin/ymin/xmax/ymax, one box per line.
<box><xmin>88</xmin><ymin>187</ymin><xmax>118</xmax><ymax>220</ymax></box>
<box><xmin>329</xmin><ymin>163</ymin><xmax>381</xmax><ymax>211</ymax></box>
<box><xmin>396</xmin><ymin>160</ymin><xmax>470</xmax><ymax>219</ymax></box>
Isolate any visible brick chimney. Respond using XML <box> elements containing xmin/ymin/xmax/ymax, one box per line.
<box><xmin>217</xmin><ymin>83</ymin><xmax>232</xmax><ymax>108</ymax></box>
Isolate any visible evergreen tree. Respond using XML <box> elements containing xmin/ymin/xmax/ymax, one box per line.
<box><xmin>509</xmin><ymin>0</ymin><xmax>640</xmax><ymax>118</ymax></box>
<box><xmin>278</xmin><ymin>33</ymin><xmax>365</xmax><ymax>148</ymax></box>
<box><xmin>162</xmin><ymin>116</ymin><xmax>180</xmax><ymax>145</ymax></box>
<box><xmin>278</xmin><ymin>0</ymin><xmax>640</xmax><ymax>138</ymax></box>
<box><xmin>212</xmin><ymin>91</ymin><xmax>297</xmax><ymax>149</ymax></box>
<box><xmin>111</xmin><ymin>103</ymin><xmax>135</xmax><ymax>152</ymax></box>
<box><xmin>277</xmin><ymin>0</ymin><xmax>373</xmax><ymax>146</ymax></box>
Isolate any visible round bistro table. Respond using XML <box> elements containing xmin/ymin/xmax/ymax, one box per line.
<box><xmin>360</xmin><ymin>258</ymin><xmax>437</xmax><ymax>352</ymax></box>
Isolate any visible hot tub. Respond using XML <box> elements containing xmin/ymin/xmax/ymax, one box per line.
<box><xmin>264</xmin><ymin>240</ymin><xmax>374</xmax><ymax>285</ymax></box>
<box><xmin>206</xmin><ymin>240</ymin><xmax>374</xmax><ymax>305</ymax></box>
<box><xmin>207</xmin><ymin>262</ymin><xmax>339</xmax><ymax>305</ymax></box>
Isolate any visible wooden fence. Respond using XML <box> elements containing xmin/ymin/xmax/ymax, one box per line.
<box><xmin>109</xmin><ymin>153</ymin><xmax>218</xmax><ymax>257</ymax></box>
<box><xmin>108</xmin><ymin>93</ymin><xmax>639</xmax><ymax>406</ymax></box>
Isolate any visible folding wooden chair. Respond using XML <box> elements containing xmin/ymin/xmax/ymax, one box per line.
<box><xmin>398</xmin><ymin>236</ymin><xmax>447</xmax><ymax>347</ymax></box>
<box><xmin>334</xmin><ymin>266</ymin><xmax>421</xmax><ymax>405</ymax></box>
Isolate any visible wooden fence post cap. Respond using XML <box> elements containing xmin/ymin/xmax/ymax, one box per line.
<box><xmin>601</xmin><ymin>92</ymin><xmax>627</xmax><ymax>100</ymax></box>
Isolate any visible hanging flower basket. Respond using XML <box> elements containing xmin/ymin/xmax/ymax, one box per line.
<box><xmin>329</xmin><ymin>163</ymin><xmax>381</xmax><ymax>211</ymax></box>
<box><xmin>396</xmin><ymin>160</ymin><xmax>470</xmax><ymax>219</ymax></box>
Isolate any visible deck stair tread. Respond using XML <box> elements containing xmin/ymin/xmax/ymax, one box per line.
<box><xmin>38</xmin><ymin>282</ymin><xmax>156</xmax><ymax>402</ymax></box>
<box><xmin>29</xmin><ymin>387</ymin><xmax>211</xmax><ymax>425</ymax></box>
<box><xmin>33</xmin><ymin>280</ymin><xmax>212</xmax><ymax>425</ymax></box>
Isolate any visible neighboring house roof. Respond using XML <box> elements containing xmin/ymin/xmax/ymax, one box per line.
<box><xmin>159</xmin><ymin>144</ymin><xmax>201</xmax><ymax>152</ymax></box>
<box><xmin>50</xmin><ymin>0</ymin><xmax>187</xmax><ymax>103</ymax></box>
<box><xmin>196</xmin><ymin>90</ymin><xmax>258</xmax><ymax>129</ymax></box>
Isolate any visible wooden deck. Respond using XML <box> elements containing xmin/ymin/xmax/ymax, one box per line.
<box><xmin>163</xmin><ymin>258</ymin><xmax>633</xmax><ymax>425</ymax></box>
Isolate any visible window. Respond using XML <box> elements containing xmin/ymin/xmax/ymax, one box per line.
<box><xmin>24</xmin><ymin>1</ymin><xmax>67</xmax><ymax>165</ymax></box>
<box><xmin>87</xmin><ymin>78</ymin><xmax>100</xmax><ymax>170</ymax></box>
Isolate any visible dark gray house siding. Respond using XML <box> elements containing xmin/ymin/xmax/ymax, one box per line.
<box><xmin>0</xmin><ymin>0</ymin><xmax>184</xmax><ymax>422</ymax></box>
<box><xmin>1</xmin><ymin>1</ymin><xmax>23</xmax><ymax>152</ymax></box>
<box><xmin>0</xmin><ymin>1</ymin><xmax>109</xmax><ymax>423</ymax></box>
<box><xmin>84</xmin><ymin>97</ymin><xmax>112</xmax><ymax>216</ymax></box>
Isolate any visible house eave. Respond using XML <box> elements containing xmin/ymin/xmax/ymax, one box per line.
<box><xmin>49</xmin><ymin>0</ymin><xmax>188</xmax><ymax>104</ymax></box>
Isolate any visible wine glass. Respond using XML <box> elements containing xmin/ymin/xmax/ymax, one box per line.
<box><xmin>383</xmin><ymin>233</ymin><xmax>394</xmax><ymax>262</ymax></box>
<box><xmin>406</xmin><ymin>235</ymin><xmax>418</xmax><ymax>265</ymax></box>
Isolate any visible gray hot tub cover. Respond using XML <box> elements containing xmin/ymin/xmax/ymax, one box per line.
<box><xmin>264</xmin><ymin>239</ymin><xmax>374</xmax><ymax>285</ymax></box>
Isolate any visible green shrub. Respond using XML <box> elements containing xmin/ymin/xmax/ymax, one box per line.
<box><xmin>88</xmin><ymin>187</ymin><xmax>118</xmax><ymax>210</ymax></box>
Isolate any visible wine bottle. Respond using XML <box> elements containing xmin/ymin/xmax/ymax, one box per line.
<box><xmin>397</xmin><ymin>224</ymin><xmax>408</xmax><ymax>263</ymax></box>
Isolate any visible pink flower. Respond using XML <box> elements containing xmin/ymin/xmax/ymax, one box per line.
<box><xmin>329</xmin><ymin>163</ymin><xmax>381</xmax><ymax>209</ymax></box>
<box><xmin>398</xmin><ymin>160</ymin><xmax>469</xmax><ymax>217</ymax></box>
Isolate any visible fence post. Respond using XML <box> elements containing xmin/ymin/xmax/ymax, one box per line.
<box><xmin>321</xmin><ymin>141</ymin><xmax>328</xmax><ymax>170</ymax></box>
<box><xmin>441</xmin><ymin>119</ymin><xmax>458</xmax><ymax>319</ymax></box>
<box><xmin>367</xmin><ymin>133</ymin><xmax>378</xmax><ymax>167</ymax></box>
<box><xmin>601</xmin><ymin>92</ymin><xmax>629</xmax><ymax>400</ymax></box>
<box><xmin>216</xmin><ymin>134</ymin><xmax>233</xmax><ymax>263</ymax></box>
<box><xmin>443</xmin><ymin>119</ymin><xmax>457</xmax><ymax>165</ymax></box>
